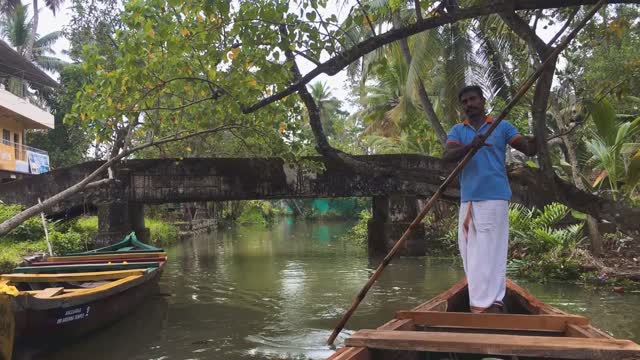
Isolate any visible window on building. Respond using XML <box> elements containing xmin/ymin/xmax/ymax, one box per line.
<box><xmin>13</xmin><ymin>133</ymin><xmax>20</xmax><ymax>160</ymax></box>
<box><xmin>2</xmin><ymin>129</ymin><xmax>9</xmax><ymax>145</ymax></box>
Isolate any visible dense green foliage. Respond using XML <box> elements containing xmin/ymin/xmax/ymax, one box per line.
<box><xmin>27</xmin><ymin>65</ymin><xmax>92</xmax><ymax>168</ymax></box>
<box><xmin>236</xmin><ymin>201</ymin><xmax>277</xmax><ymax>226</ymax></box>
<box><xmin>0</xmin><ymin>201</ymin><xmax>178</xmax><ymax>272</ymax></box>
<box><xmin>507</xmin><ymin>203</ymin><xmax>586</xmax><ymax>281</ymax></box>
<box><xmin>0</xmin><ymin>202</ymin><xmax>79</xmax><ymax>272</ymax></box>
<box><xmin>0</xmin><ymin>202</ymin><xmax>44</xmax><ymax>242</ymax></box>
<box><xmin>146</xmin><ymin>218</ymin><xmax>180</xmax><ymax>245</ymax></box>
<box><xmin>340</xmin><ymin>209</ymin><xmax>371</xmax><ymax>247</ymax></box>
<box><xmin>441</xmin><ymin>203</ymin><xmax>587</xmax><ymax>281</ymax></box>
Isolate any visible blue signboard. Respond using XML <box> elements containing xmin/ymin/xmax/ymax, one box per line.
<box><xmin>27</xmin><ymin>151</ymin><xmax>50</xmax><ymax>174</ymax></box>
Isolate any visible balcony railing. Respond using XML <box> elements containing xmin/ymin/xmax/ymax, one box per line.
<box><xmin>0</xmin><ymin>139</ymin><xmax>49</xmax><ymax>174</ymax></box>
<box><xmin>0</xmin><ymin>85</ymin><xmax>55</xmax><ymax>129</ymax></box>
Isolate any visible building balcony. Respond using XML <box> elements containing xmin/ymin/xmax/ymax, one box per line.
<box><xmin>0</xmin><ymin>86</ymin><xmax>54</xmax><ymax>130</ymax></box>
<box><xmin>0</xmin><ymin>139</ymin><xmax>49</xmax><ymax>174</ymax></box>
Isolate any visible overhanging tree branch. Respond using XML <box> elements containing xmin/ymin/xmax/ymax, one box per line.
<box><xmin>242</xmin><ymin>0</ymin><xmax>637</xmax><ymax>114</ymax></box>
<box><xmin>499</xmin><ymin>11</ymin><xmax>550</xmax><ymax>58</ymax></box>
<box><xmin>547</xmin><ymin>7</ymin><xmax>580</xmax><ymax>46</ymax></box>
<box><xmin>0</xmin><ymin>125</ymin><xmax>246</xmax><ymax>238</ymax></box>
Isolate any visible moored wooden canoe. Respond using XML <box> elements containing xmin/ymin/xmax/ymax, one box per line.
<box><xmin>14</xmin><ymin>261</ymin><xmax>161</xmax><ymax>274</ymax></box>
<box><xmin>64</xmin><ymin>232</ymin><xmax>162</xmax><ymax>256</ymax></box>
<box><xmin>1</xmin><ymin>233</ymin><xmax>167</xmax><ymax>359</ymax></box>
<box><xmin>0</xmin><ymin>262</ymin><xmax>164</xmax><ymax>359</ymax></box>
<box><xmin>329</xmin><ymin>278</ymin><xmax>640</xmax><ymax>360</ymax></box>
<box><xmin>29</xmin><ymin>256</ymin><xmax>167</xmax><ymax>266</ymax></box>
<box><xmin>33</xmin><ymin>232</ymin><xmax>167</xmax><ymax>267</ymax></box>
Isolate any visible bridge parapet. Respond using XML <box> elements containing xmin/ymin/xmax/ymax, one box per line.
<box><xmin>0</xmin><ymin>155</ymin><xmax>459</xmax><ymax>253</ymax></box>
<box><xmin>124</xmin><ymin>155</ymin><xmax>455</xmax><ymax>203</ymax></box>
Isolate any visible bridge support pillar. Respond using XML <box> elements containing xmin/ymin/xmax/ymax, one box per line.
<box><xmin>367</xmin><ymin>195</ymin><xmax>426</xmax><ymax>256</ymax></box>
<box><xmin>129</xmin><ymin>202</ymin><xmax>150</xmax><ymax>243</ymax></box>
<box><xmin>95</xmin><ymin>201</ymin><xmax>149</xmax><ymax>246</ymax></box>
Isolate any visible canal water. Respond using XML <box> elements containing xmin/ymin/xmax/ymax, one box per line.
<box><xmin>46</xmin><ymin>219</ymin><xmax>640</xmax><ymax>360</ymax></box>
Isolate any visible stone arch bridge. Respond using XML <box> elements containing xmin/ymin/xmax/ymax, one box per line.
<box><xmin>0</xmin><ymin>155</ymin><xmax>538</xmax><ymax>255</ymax></box>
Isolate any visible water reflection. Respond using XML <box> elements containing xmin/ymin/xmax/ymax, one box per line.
<box><xmin>42</xmin><ymin>219</ymin><xmax>640</xmax><ymax>360</ymax></box>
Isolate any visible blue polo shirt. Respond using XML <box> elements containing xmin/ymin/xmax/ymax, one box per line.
<box><xmin>446</xmin><ymin>117</ymin><xmax>521</xmax><ymax>202</ymax></box>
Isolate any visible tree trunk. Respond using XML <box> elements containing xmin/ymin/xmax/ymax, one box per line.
<box><xmin>586</xmin><ymin>216</ymin><xmax>604</xmax><ymax>255</ymax></box>
<box><xmin>554</xmin><ymin>108</ymin><xmax>604</xmax><ymax>255</ymax></box>
<box><xmin>23</xmin><ymin>0</ymin><xmax>38</xmax><ymax>61</ymax></box>
<box><xmin>530</xmin><ymin>61</ymin><xmax>556</xmax><ymax>177</ymax></box>
<box><xmin>483</xmin><ymin>36</ymin><xmax>513</xmax><ymax>100</ymax></box>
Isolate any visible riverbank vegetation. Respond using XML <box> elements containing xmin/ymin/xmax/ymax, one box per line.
<box><xmin>0</xmin><ymin>202</ymin><xmax>178</xmax><ymax>272</ymax></box>
<box><xmin>215</xmin><ymin>198</ymin><xmax>369</xmax><ymax>226</ymax></box>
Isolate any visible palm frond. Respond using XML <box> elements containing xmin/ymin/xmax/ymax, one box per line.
<box><xmin>0</xmin><ymin>0</ymin><xmax>21</xmax><ymax>13</ymax></box>
<box><xmin>589</xmin><ymin>98</ymin><xmax>618</xmax><ymax>146</ymax></box>
<box><xmin>0</xmin><ymin>3</ymin><xmax>31</xmax><ymax>50</ymax></box>
<box><xmin>44</xmin><ymin>0</ymin><xmax>64</xmax><ymax>15</ymax></box>
<box><xmin>533</xmin><ymin>203</ymin><xmax>568</xmax><ymax>228</ymax></box>
<box><xmin>34</xmin><ymin>55</ymin><xmax>67</xmax><ymax>71</ymax></box>
<box><xmin>34</xmin><ymin>30</ymin><xmax>62</xmax><ymax>49</ymax></box>
<box><xmin>404</xmin><ymin>29</ymin><xmax>442</xmax><ymax>106</ymax></box>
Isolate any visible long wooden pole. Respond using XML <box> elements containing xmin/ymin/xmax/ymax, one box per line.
<box><xmin>38</xmin><ymin>198</ymin><xmax>53</xmax><ymax>256</ymax></box>
<box><xmin>327</xmin><ymin>0</ymin><xmax>607</xmax><ymax>346</ymax></box>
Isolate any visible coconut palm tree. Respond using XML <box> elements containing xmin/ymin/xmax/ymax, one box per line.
<box><xmin>21</xmin><ymin>0</ymin><xmax>64</xmax><ymax>62</ymax></box>
<box><xmin>341</xmin><ymin>0</ymin><xmax>484</xmax><ymax>148</ymax></box>
<box><xmin>1</xmin><ymin>2</ymin><xmax>66</xmax><ymax>97</ymax></box>
<box><xmin>309</xmin><ymin>81</ymin><xmax>344</xmax><ymax>137</ymax></box>
<box><xmin>1</xmin><ymin>2</ymin><xmax>66</xmax><ymax>71</ymax></box>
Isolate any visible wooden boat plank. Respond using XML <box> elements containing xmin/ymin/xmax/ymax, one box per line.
<box><xmin>34</xmin><ymin>287</ymin><xmax>64</xmax><ymax>299</ymax></box>
<box><xmin>333</xmin><ymin>311</ymin><xmax>416</xmax><ymax>359</ymax></box>
<box><xmin>47</xmin><ymin>275</ymin><xmax>142</xmax><ymax>299</ymax></box>
<box><xmin>412</xmin><ymin>278</ymin><xmax>467</xmax><ymax>312</ymax></box>
<box><xmin>378</xmin><ymin>319</ymin><xmax>414</xmax><ymax>331</ymax></box>
<box><xmin>396</xmin><ymin>311</ymin><xmax>588</xmax><ymax>332</ymax></box>
<box><xmin>25</xmin><ymin>289</ymin><xmax>85</xmax><ymax>295</ymax></box>
<box><xmin>14</xmin><ymin>262</ymin><xmax>160</xmax><ymax>274</ymax></box>
<box><xmin>31</xmin><ymin>256</ymin><xmax>167</xmax><ymax>266</ymax></box>
<box><xmin>3</xmin><ymin>269</ymin><xmax>146</xmax><ymax>283</ymax></box>
<box><xmin>19</xmin><ymin>266</ymin><xmax>161</xmax><ymax>311</ymax></box>
<box><xmin>326</xmin><ymin>347</ymin><xmax>370</xmax><ymax>360</ymax></box>
<box><xmin>65</xmin><ymin>249</ymin><xmax>161</xmax><ymax>256</ymax></box>
<box><xmin>506</xmin><ymin>279</ymin><xmax>565</xmax><ymax>315</ymax></box>
<box><xmin>566</xmin><ymin>324</ymin><xmax>614</xmax><ymax>339</ymax></box>
<box><xmin>420</xmin><ymin>326</ymin><xmax>566</xmax><ymax>337</ymax></box>
<box><xmin>12</xmin><ymin>271</ymin><xmax>154</xmax><ymax>311</ymax></box>
<box><xmin>345</xmin><ymin>330</ymin><xmax>640</xmax><ymax>359</ymax></box>
<box><xmin>46</xmin><ymin>252</ymin><xmax>166</xmax><ymax>262</ymax></box>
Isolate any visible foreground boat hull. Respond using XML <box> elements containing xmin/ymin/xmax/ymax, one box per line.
<box><xmin>6</xmin><ymin>266</ymin><xmax>162</xmax><ymax>358</ymax></box>
<box><xmin>329</xmin><ymin>278</ymin><xmax>640</xmax><ymax>360</ymax></box>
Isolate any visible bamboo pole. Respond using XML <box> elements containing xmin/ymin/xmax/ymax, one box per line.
<box><xmin>38</xmin><ymin>198</ymin><xmax>53</xmax><ymax>256</ymax></box>
<box><xmin>327</xmin><ymin>0</ymin><xmax>607</xmax><ymax>346</ymax></box>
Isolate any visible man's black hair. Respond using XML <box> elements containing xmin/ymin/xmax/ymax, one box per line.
<box><xmin>458</xmin><ymin>85</ymin><xmax>484</xmax><ymax>101</ymax></box>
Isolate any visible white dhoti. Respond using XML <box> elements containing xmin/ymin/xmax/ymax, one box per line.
<box><xmin>458</xmin><ymin>200</ymin><xmax>509</xmax><ymax>313</ymax></box>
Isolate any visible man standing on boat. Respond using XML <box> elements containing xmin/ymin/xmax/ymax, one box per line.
<box><xmin>442</xmin><ymin>85</ymin><xmax>537</xmax><ymax>313</ymax></box>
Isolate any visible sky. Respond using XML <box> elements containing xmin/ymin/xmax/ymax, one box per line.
<box><xmin>39</xmin><ymin>4</ymin><xmax>73</xmax><ymax>68</ymax></box>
